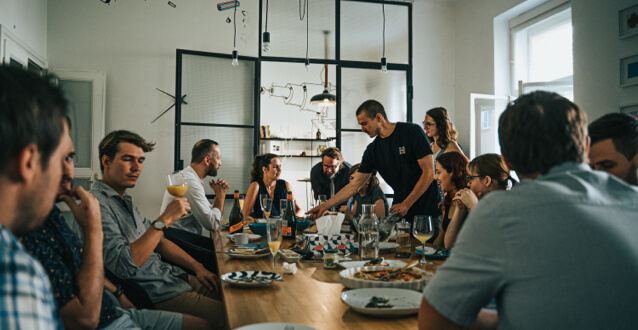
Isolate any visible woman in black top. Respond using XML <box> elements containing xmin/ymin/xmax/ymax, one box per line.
<box><xmin>431</xmin><ymin>151</ymin><xmax>468</xmax><ymax>249</ymax></box>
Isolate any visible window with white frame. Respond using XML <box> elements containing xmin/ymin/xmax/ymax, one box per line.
<box><xmin>510</xmin><ymin>2</ymin><xmax>573</xmax><ymax>99</ymax></box>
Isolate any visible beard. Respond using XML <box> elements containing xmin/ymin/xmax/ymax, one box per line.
<box><xmin>626</xmin><ymin>163</ymin><xmax>638</xmax><ymax>185</ymax></box>
<box><xmin>206</xmin><ymin>164</ymin><xmax>218</xmax><ymax>177</ymax></box>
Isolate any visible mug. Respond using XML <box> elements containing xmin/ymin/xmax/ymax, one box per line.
<box><xmin>232</xmin><ymin>233</ymin><xmax>250</xmax><ymax>245</ymax></box>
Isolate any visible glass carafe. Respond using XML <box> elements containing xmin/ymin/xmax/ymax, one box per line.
<box><xmin>358</xmin><ymin>204</ymin><xmax>379</xmax><ymax>260</ymax></box>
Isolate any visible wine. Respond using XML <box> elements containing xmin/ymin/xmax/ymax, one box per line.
<box><xmin>166</xmin><ymin>185</ymin><xmax>188</xmax><ymax>197</ymax></box>
<box><xmin>415</xmin><ymin>233</ymin><xmax>433</xmax><ymax>243</ymax></box>
<box><xmin>229</xmin><ymin>190</ymin><xmax>244</xmax><ymax>234</ymax></box>
<box><xmin>282</xmin><ymin>192</ymin><xmax>296</xmax><ymax>239</ymax></box>
<box><xmin>264</xmin><ymin>211</ymin><xmax>271</xmax><ymax>218</ymax></box>
<box><xmin>268</xmin><ymin>241</ymin><xmax>281</xmax><ymax>253</ymax></box>
<box><xmin>239</xmin><ymin>199</ymin><xmax>245</xmax><ymax>210</ymax></box>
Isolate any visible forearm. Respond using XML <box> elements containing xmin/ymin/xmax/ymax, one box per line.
<box><xmin>404</xmin><ymin>171</ymin><xmax>433</xmax><ymax>207</ymax></box>
<box><xmin>444</xmin><ymin>207</ymin><xmax>467</xmax><ymax>249</ymax></box>
<box><xmin>155</xmin><ymin>238</ymin><xmax>202</xmax><ymax>273</ymax></box>
<box><xmin>212</xmin><ymin>195</ymin><xmax>225</xmax><ymax>216</ymax></box>
<box><xmin>323</xmin><ymin>181</ymin><xmax>364</xmax><ymax>210</ymax></box>
<box><xmin>129</xmin><ymin>228</ymin><xmax>164</xmax><ymax>267</ymax></box>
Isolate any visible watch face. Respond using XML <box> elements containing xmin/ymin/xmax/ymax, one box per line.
<box><xmin>153</xmin><ymin>221</ymin><xmax>166</xmax><ymax>230</ymax></box>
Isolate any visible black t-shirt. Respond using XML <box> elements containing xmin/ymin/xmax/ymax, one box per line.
<box><xmin>358</xmin><ymin>122</ymin><xmax>441</xmax><ymax>220</ymax></box>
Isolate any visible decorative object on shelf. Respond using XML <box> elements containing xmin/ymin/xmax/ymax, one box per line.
<box><xmin>380</xmin><ymin>1</ymin><xmax>388</xmax><ymax>74</ymax></box>
<box><xmin>620</xmin><ymin>53</ymin><xmax>638</xmax><ymax>87</ymax></box>
<box><xmin>262</xmin><ymin>0</ymin><xmax>270</xmax><ymax>52</ymax></box>
<box><xmin>619</xmin><ymin>4</ymin><xmax>638</xmax><ymax>40</ymax></box>
<box><xmin>317</xmin><ymin>144</ymin><xmax>327</xmax><ymax>156</ymax></box>
<box><xmin>151</xmin><ymin>88</ymin><xmax>187</xmax><ymax>124</ymax></box>
<box><xmin>218</xmin><ymin>0</ymin><xmax>239</xmax><ymax>12</ymax></box>
<box><xmin>310</xmin><ymin>30</ymin><xmax>337</xmax><ymax>107</ymax></box>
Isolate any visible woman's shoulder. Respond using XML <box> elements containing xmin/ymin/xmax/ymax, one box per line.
<box><xmin>371</xmin><ymin>186</ymin><xmax>387</xmax><ymax>198</ymax></box>
<box><xmin>444</xmin><ymin>141</ymin><xmax>466</xmax><ymax>157</ymax></box>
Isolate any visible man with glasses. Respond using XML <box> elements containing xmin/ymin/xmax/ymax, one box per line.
<box><xmin>310</xmin><ymin>147</ymin><xmax>351</xmax><ymax>211</ymax></box>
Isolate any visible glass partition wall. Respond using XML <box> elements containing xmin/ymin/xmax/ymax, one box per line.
<box><xmin>175</xmin><ymin>0</ymin><xmax>412</xmax><ymax>208</ymax></box>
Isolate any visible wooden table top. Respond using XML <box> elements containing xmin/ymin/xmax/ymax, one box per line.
<box><xmin>213</xmin><ymin>229</ymin><xmax>444</xmax><ymax>330</ymax></box>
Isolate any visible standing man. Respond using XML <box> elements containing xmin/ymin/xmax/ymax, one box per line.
<box><xmin>419</xmin><ymin>92</ymin><xmax>638</xmax><ymax>329</ymax></box>
<box><xmin>588</xmin><ymin>113</ymin><xmax>638</xmax><ymax>185</ymax></box>
<box><xmin>308</xmin><ymin>100</ymin><xmax>440</xmax><ymax>224</ymax></box>
<box><xmin>90</xmin><ymin>130</ymin><xmax>226</xmax><ymax>329</ymax></box>
<box><xmin>0</xmin><ymin>66</ymin><xmax>70</xmax><ymax>329</ymax></box>
<box><xmin>160</xmin><ymin>139</ymin><xmax>230</xmax><ymax>235</ymax></box>
<box><xmin>310</xmin><ymin>147</ymin><xmax>351</xmax><ymax>211</ymax></box>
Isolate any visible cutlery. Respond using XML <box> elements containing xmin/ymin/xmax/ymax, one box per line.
<box><xmin>379</xmin><ymin>260</ymin><xmax>419</xmax><ymax>280</ymax></box>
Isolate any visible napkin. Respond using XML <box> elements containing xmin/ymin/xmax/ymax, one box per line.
<box><xmin>316</xmin><ymin>213</ymin><xmax>345</xmax><ymax>235</ymax></box>
<box><xmin>282</xmin><ymin>262</ymin><xmax>297</xmax><ymax>275</ymax></box>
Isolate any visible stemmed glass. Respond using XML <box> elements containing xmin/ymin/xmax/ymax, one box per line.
<box><xmin>166</xmin><ymin>172</ymin><xmax>188</xmax><ymax>197</ymax></box>
<box><xmin>266</xmin><ymin>218</ymin><xmax>283</xmax><ymax>272</ymax></box>
<box><xmin>260</xmin><ymin>194</ymin><xmax>272</xmax><ymax>220</ymax></box>
<box><xmin>414</xmin><ymin>215</ymin><xmax>434</xmax><ymax>265</ymax></box>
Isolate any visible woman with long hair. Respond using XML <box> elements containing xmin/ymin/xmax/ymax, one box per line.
<box><xmin>341</xmin><ymin>163</ymin><xmax>388</xmax><ymax>220</ymax></box>
<box><xmin>242</xmin><ymin>153</ymin><xmax>304</xmax><ymax>222</ymax></box>
<box><xmin>423</xmin><ymin>107</ymin><xmax>466</xmax><ymax>163</ymax></box>
<box><xmin>431</xmin><ymin>151</ymin><xmax>468</xmax><ymax>248</ymax></box>
<box><xmin>445</xmin><ymin>153</ymin><xmax>518</xmax><ymax>248</ymax></box>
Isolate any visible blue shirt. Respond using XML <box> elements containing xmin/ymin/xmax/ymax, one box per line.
<box><xmin>0</xmin><ymin>223</ymin><xmax>62</xmax><ymax>330</ymax></box>
<box><xmin>90</xmin><ymin>180</ymin><xmax>192</xmax><ymax>303</ymax></box>
<box><xmin>424</xmin><ymin>163</ymin><xmax>638</xmax><ymax>329</ymax></box>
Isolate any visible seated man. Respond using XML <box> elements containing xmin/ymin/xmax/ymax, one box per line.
<box><xmin>588</xmin><ymin>112</ymin><xmax>638</xmax><ymax>184</ymax></box>
<box><xmin>90</xmin><ymin>130</ymin><xmax>226</xmax><ymax>329</ymax></box>
<box><xmin>0</xmin><ymin>66</ymin><xmax>69</xmax><ymax>329</ymax></box>
<box><xmin>310</xmin><ymin>147</ymin><xmax>352</xmax><ymax>210</ymax></box>
<box><xmin>419</xmin><ymin>91</ymin><xmax>638</xmax><ymax>329</ymax></box>
<box><xmin>21</xmin><ymin>135</ymin><xmax>209</xmax><ymax>329</ymax></box>
<box><xmin>160</xmin><ymin>139</ymin><xmax>229</xmax><ymax>235</ymax></box>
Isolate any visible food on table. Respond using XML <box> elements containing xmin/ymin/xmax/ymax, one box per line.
<box><xmin>364</xmin><ymin>258</ymin><xmax>389</xmax><ymax>267</ymax></box>
<box><xmin>233</xmin><ymin>247</ymin><xmax>269</xmax><ymax>255</ymax></box>
<box><xmin>365</xmin><ymin>296</ymin><xmax>394</xmax><ymax>308</ymax></box>
<box><xmin>351</xmin><ymin>268</ymin><xmax>423</xmax><ymax>282</ymax></box>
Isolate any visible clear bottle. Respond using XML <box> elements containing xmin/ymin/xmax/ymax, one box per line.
<box><xmin>358</xmin><ymin>204</ymin><xmax>379</xmax><ymax>260</ymax></box>
<box><xmin>229</xmin><ymin>190</ymin><xmax>244</xmax><ymax>234</ymax></box>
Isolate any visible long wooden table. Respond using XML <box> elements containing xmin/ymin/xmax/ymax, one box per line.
<box><xmin>212</xmin><ymin>229</ymin><xmax>444</xmax><ymax>329</ymax></box>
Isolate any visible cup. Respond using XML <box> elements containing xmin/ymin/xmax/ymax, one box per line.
<box><xmin>232</xmin><ymin>233</ymin><xmax>250</xmax><ymax>245</ymax></box>
<box><xmin>396</xmin><ymin>220</ymin><xmax>411</xmax><ymax>249</ymax></box>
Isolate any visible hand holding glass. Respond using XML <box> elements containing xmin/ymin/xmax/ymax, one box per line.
<box><xmin>414</xmin><ymin>215</ymin><xmax>434</xmax><ymax>265</ymax></box>
<box><xmin>266</xmin><ymin>218</ymin><xmax>283</xmax><ymax>272</ymax></box>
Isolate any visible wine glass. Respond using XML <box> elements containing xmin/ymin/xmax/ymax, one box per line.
<box><xmin>239</xmin><ymin>194</ymin><xmax>245</xmax><ymax>210</ymax></box>
<box><xmin>413</xmin><ymin>215</ymin><xmax>434</xmax><ymax>265</ymax></box>
<box><xmin>166</xmin><ymin>172</ymin><xmax>188</xmax><ymax>197</ymax></box>
<box><xmin>260</xmin><ymin>194</ymin><xmax>272</xmax><ymax>220</ymax></box>
<box><xmin>266</xmin><ymin>218</ymin><xmax>283</xmax><ymax>272</ymax></box>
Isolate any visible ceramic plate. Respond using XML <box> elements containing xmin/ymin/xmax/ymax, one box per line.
<box><xmin>415</xmin><ymin>246</ymin><xmax>450</xmax><ymax>260</ymax></box>
<box><xmin>220</xmin><ymin>271</ymin><xmax>283</xmax><ymax>287</ymax></box>
<box><xmin>223</xmin><ymin>233</ymin><xmax>262</xmax><ymax>242</ymax></box>
<box><xmin>341</xmin><ymin>288</ymin><xmax>422</xmax><ymax>317</ymax></box>
<box><xmin>339</xmin><ymin>260</ymin><xmax>407</xmax><ymax>269</ymax></box>
<box><xmin>339</xmin><ymin>266</ymin><xmax>432</xmax><ymax>291</ymax></box>
<box><xmin>224</xmin><ymin>249</ymin><xmax>271</xmax><ymax>259</ymax></box>
<box><xmin>235</xmin><ymin>323</ymin><xmax>316</xmax><ymax>330</ymax></box>
<box><xmin>352</xmin><ymin>242</ymin><xmax>400</xmax><ymax>253</ymax></box>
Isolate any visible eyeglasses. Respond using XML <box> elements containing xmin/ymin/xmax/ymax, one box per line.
<box><xmin>422</xmin><ymin>121</ymin><xmax>436</xmax><ymax>129</ymax></box>
<box><xmin>467</xmin><ymin>175</ymin><xmax>481</xmax><ymax>181</ymax></box>
<box><xmin>323</xmin><ymin>164</ymin><xmax>339</xmax><ymax>170</ymax></box>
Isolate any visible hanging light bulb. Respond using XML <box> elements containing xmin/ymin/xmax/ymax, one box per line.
<box><xmin>305</xmin><ymin>58</ymin><xmax>310</xmax><ymax>71</ymax></box>
<box><xmin>232</xmin><ymin>48</ymin><xmax>239</xmax><ymax>67</ymax></box>
<box><xmin>262</xmin><ymin>32</ymin><xmax>271</xmax><ymax>52</ymax></box>
<box><xmin>381</xmin><ymin>57</ymin><xmax>388</xmax><ymax>74</ymax></box>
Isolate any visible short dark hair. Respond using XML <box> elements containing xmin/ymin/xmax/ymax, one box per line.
<box><xmin>250</xmin><ymin>153</ymin><xmax>279</xmax><ymax>182</ymax></box>
<box><xmin>589</xmin><ymin>113</ymin><xmax>638</xmax><ymax>161</ymax></box>
<box><xmin>98</xmin><ymin>130</ymin><xmax>156</xmax><ymax>173</ymax></box>
<box><xmin>498</xmin><ymin>91</ymin><xmax>588</xmax><ymax>175</ymax></box>
<box><xmin>191</xmin><ymin>139</ymin><xmax>219</xmax><ymax>164</ymax></box>
<box><xmin>355</xmin><ymin>99</ymin><xmax>388</xmax><ymax>120</ymax></box>
<box><xmin>0</xmin><ymin>66</ymin><xmax>69</xmax><ymax>174</ymax></box>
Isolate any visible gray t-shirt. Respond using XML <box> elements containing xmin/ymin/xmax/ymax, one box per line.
<box><xmin>423</xmin><ymin>162</ymin><xmax>638</xmax><ymax>329</ymax></box>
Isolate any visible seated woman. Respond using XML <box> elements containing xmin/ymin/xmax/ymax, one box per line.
<box><xmin>341</xmin><ymin>164</ymin><xmax>389</xmax><ymax>220</ymax></box>
<box><xmin>431</xmin><ymin>151</ymin><xmax>468</xmax><ymax>249</ymax></box>
<box><xmin>242</xmin><ymin>153</ymin><xmax>304</xmax><ymax>222</ymax></box>
<box><xmin>445</xmin><ymin>153</ymin><xmax>517</xmax><ymax>248</ymax></box>
<box><xmin>423</xmin><ymin>107</ymin><xmax>466</xmax><ymax>163</ymax></box>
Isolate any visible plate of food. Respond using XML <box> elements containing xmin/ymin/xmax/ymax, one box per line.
<box><xmin>415</xmin><ymin>246</ymin><xmax>450</xmax><ymax>260</ymax></box>
<box><xmin>224</xmin><ymin>247</ymin><xmax>271</xmax><ymax>259</ymax></box>
<box><xmin>352</xmin><ymin>242</ymin><xmax>400</xmax><ymax>253</ymax></box>
<box><xmin>341</xmin><ymin>288</ymin><xmax>422</xmax><ymax>317</ymax></box>
<box><xmin>339</xmin><ymin>258</ymin><xmax>407</xmax><ymax>269</ymax></box>
<box><xmin>223</xmin><ymin>233</ymin><xmax>261</xmax><ymax>242</ymax></box>
<box><xmin>220</xmin><ymin>271</ymin><xmax>283</xmax><ymax>287</ymax></box>
<box><xmin>339</xmin><ymin>266</ymin><xmax>432</xmax><ymax>291</ymax></box>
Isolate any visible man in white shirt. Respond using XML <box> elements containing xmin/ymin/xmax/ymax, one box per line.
<box><xmin>161</xmin><ymin>139</ymin><xmax>229</xmax><ymax>235</ymax></box>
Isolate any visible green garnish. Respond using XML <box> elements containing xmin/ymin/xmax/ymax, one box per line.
<box><xmin>365</xmin><ymin>296</ymin><xmax>393</xmax><ymax>308</ymax></box>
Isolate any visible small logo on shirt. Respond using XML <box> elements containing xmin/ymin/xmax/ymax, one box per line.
<box><xmin>399</xmin><ymin>146</ymin><xmax>406</xmax><ymax>155</ymax></box>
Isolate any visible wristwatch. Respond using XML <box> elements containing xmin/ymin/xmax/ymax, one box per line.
<box><xmin>151</xmin><ymin>220</ymin><xmax>167</xmax><ymax>232</ymax></box>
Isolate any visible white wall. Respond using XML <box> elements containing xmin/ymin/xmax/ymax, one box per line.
<box><xmin>0</xmin><ymin>0</ymin><xmax>47</xmax><ymax>61</ymax></box>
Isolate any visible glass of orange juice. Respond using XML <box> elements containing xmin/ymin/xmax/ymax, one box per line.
<box><xmin>166</xmin><ymin>172</ymin><xmax>188</xmax><ymax>197</ymax></box>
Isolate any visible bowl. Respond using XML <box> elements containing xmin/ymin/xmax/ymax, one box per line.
<box><xmin>339</xmin><ymin>266</ymin><xmax>432</xmax><ymax>291</ymax></box>
<box><xmin>248</xmin><ymin>223</ymin><xmax>267</xmax><ymax>236</ymax></box>
<box><xmin>297</xmin><ymin>219</ymin><xmax>311</xmax><ymax>232</ymax></box>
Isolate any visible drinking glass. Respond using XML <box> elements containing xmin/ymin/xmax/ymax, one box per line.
<box><xmin>266</xmin><ymin>218</ymin><xmax>283</xmax><ymax>272</ymax></box>
<box><xmin>414</xmin><ymin>215</ymin><xmax>434</xmax><ymax>265</ymax></box>
<box><xmin>260</xmin><ymin>194</ymin><xmax>273</xmax><ymax>220</ymax></box>
<box><xmin>166</xmin><ymin>172</ymin><xmax>188</xmax><ymax>197</ymax></box>
<box><xmin>280</xmin><ymin>199</ymin><xmax>288</xmax><ymax>217</ymax></box>
<box><xmin>238</xmin><ymin>194</ymin><xmax>245</xmax><ymax>210</ymax></box>
<box><xmin>318</xmin><ymin>195</ymin><xmax>328</xmax><ymax>206</ymax></box>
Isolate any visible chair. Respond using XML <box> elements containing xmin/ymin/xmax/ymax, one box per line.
<box><xmin>164</xmin><ymin>227</ymin><xmax>219</xmax><ymax>275</ymax></box>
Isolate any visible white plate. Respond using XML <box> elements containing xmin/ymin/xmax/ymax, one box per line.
<box><xmin>224</xmin><ymin>249</ymin><xmax>271</xmax><ymax>260</ymax></box>
<box><xmin>339</xmin><ymin>266</ymin><xmax>432</xmax><ymax>291</ymax></box>
<box><xmin>352</xmin><ymin>242</ymin><xmax>400</xmax><ymax>253</ymax></box>
<box><xmin>220</xmin><ymin>271</ymin><xmax>283</xmax><ymax>287</ymax></box>
<box><xmin>339</xmin><ymin>260</ymin><xmax>407</xmax><ymax>269</ymax></box>
<box><xmin>235</xmin><ymin>323</ymin><xmax>317</xmax><ymax>330</ymax></box>
<box><xmin>341</xmin><ymin>288</ymin><xmax>422</xmax><ymax>317</ymax></box>
<box><xmin>223</xmin><ymin>233</ymin><xmax>261</xmax><ymax>242</ymax></box>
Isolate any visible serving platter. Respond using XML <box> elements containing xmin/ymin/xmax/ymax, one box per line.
<box><xmin>339</xmin><ymin>266</ymin><xmax>432</xmax><ymax>291</ymax></box>
<box><xmin>338</xmin><ymin>260</ymin><xmax>407</xmax><ymax>269</ymax></box>
<box><xmin>341</xmin><ymin>288</ymin><xmax>422</xmax><ymax>317</ymax></box>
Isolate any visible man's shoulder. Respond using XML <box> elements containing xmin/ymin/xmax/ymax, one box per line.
<box><xmin>311</xmin><ymin>161</ymin><xmax>322</xmax><ymax>173</ymax></box>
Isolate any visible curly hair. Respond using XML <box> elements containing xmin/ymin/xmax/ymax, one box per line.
<box><xmin>426</xmin><ymin>107</ymin><xmax>458</xmax><ymax>149</ymax></box>
<box><xmin>250</xmin><ymin>153</ymin><xmax>279</xmax><ymax>182</ymax></box>
<box><xmin>436</xmin><ymin>151</ymin><xmax>468</xmax><ymax>211</ymax></box>
<box><xmin>468</xmin><ymin>153</ymin><xmax>517</xmax><ymax>190</ymax></box>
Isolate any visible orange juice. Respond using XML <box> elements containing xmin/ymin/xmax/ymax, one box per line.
<box><xmin>167</xmin><ymin>185</ymin><xmax>188</xmax><ymax>197</ymax></box>
<box><xmin>268</xmin><ymin>241</ymin><xmax>281</xmax><ymax>252</ymax></box>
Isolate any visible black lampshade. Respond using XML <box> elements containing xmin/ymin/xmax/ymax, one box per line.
<box><xmin>310</xmin><ymin>89</ymin><xmax>337</xmax><ymax>107</ymax></box>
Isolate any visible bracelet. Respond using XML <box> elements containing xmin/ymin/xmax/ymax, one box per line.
<box><xmin>114</xmin><ymin>284</ymin><xmax>123</xmax><ymax>298</ymax></box>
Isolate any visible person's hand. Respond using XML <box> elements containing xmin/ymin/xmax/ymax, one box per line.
<box><xmin>159</xmin><ymin>198</ymin><xmax>190</xmax><ymax>226</ymax></box>
<box><xmin>453</xmin><ymin>188</ymin><xmax>479</xmax><ymax>211</ymax></box>
<box><xmin>389</xmin><ymin>202</ymin><xmax>410</xmax><ymax>217</ymax></box>
<box><xmin>59</xmin><ymin>187</ymin><xmax>101</xmax><ymax>233</ymax></box>
<box><xmin>117</xmin><ymin>293</ymin><xmax>136</xmax><ymax>309</ymax></box>
<box><xmin>195</xmin><ymin>265</ymin><xmax>220</xmax><ymax>295</ymax></box>
<box><xmin>210</xmin><ymin>179</ymin><xmax>229</xmax><ymax>196</ymax></box>
<box><xmin>306</xmin><ymin>204</ymin><xmax>328</xmax><ymax>220</ymax></box>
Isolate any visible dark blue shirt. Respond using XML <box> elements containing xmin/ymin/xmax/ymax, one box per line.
<box><xmin>251</xmin><ymin>179</ymin><xmax>288</xmax><ymax>218</ymax></box>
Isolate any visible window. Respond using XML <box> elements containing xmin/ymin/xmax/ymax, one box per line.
<box><xmin>510</xmin><ymin>3</ymin><xmax>573</xmax><ymax>99</ymax></box>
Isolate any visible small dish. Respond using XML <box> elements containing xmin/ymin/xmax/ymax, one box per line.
<box><xmin>220</xmin><ymin>271</ymin><xmax>283</xmax><ymax>287</ymax></box>
<box><xmin>415</xmin><ymin>246</ymin><xmax>450</xmax><ymax>260</ymax></box>
<box><xmin>341</xmin><ymin>288</ymin><xmax>422</xmax><ymax>317</ymax></box>
<box><xmin>224</xmin><ymin>248</ymin><xmax>270</xmax><ymax>259</ymax></box>
<box><xmin>352</xmin><ymin>242</ymin><xmax>400</xmax><ymax>253</ymax></box>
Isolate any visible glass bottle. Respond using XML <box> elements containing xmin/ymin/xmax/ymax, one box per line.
<box><xmin>282</xmin><ymin>192</ymin><xmax>297</xmax><ymax>239</ymax></box>
<box><xmin>229</xmin><ymin>190</ymin><xmax>244</xmax><ymax>234</ymax></box>
<box><xmin>358</xmin><ymin>204</ymin><xmax>379</xmax><ymax>260</ymax></box>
